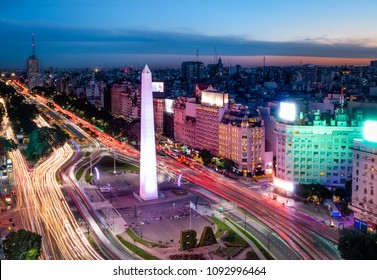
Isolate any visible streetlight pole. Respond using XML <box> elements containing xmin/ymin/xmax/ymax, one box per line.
<box><xmin>267</xmin><ymin>231</ymin><xmax>273</xmax><ymax>254</ymax></box>
<box><xmin>244</xmin><ymin>211</ymin><xmax>247</xmax><ymax>230</ymax></box>
<box><xmin>90</xmin><ymin>155</ymin><xmax>93</xmax><ymax>176</ymax></box>
<box><xmin>113</xmin><ymin>149</ymin><xmax>116</xmax><ymax>174</ymax></box>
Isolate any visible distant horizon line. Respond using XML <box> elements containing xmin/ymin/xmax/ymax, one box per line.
<box><xmin>1</xmin><ymin>55</ymin><xmax>376</xmax><ymax>71</ymax></box>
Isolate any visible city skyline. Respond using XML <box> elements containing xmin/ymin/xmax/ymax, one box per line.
<box><xmin>2</xmin><ymin>0</ymin><xmax>377</xmax><ymax>69</ymax></box>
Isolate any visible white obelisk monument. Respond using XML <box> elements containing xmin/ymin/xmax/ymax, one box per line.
<box><xmin>139</xmin><ymin>65</ymin><xmax>158</xmax><ymax>200</ymax></box>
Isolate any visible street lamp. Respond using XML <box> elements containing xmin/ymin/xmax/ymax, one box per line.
<box><xmin>267</xmin><ymin>231</ymin><xmax>274</xmax><ymax>254</ymax></box>
<box><xmin>244</xmin><ymin>211</ymin><xmax>247</xmax><ymax>230</ymax></box>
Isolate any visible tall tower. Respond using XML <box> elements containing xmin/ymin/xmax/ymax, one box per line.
<box><xmin>139</xmin><ymin>65</ymin><xmax>158</xmax><ymax>200</ymax></box>
<box><xmin>27</xmin><ymin>33</ymin><xmax>42</xmax><ymax>91</ymax></box>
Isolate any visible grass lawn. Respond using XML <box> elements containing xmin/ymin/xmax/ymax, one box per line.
<box><xmin>226</xmin><ymin>218</ymin><xmax>274</xmax><ymax>260</ymax></box>
<box><xmin>94</xmin><ymin>156</ymin><xmax>139</xmax><ymax>172</ymax></box>
<box><xmin>117</xmin><ymin>235</ymin><xmax>159</xmax><ymax>260</ymax></box>
<box><xmin>210</xmin><ymin>216</ymin><xmax>248</xmax><ymax>247</ymax></box>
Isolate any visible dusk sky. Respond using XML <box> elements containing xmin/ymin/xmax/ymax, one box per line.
<box><xmin>2</xmin><ymin>0</ymin><xmax>377</xmax><ymax>69</ymax></box>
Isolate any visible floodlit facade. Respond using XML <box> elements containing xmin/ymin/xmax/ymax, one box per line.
<box><xmin>139</xmin><ymin>65</ymin><xmax>158</xmax><ymax>200</ymax></box>
<box><xmin>173</xmin><ymin>96</ymin><xmax>196</xmax><ymax>148</ymax></box>
<box><xmin>195</xmin><ymin>91</ymin><xmax>228</xmax><ymax>156</ymax></box>
<box><xmin>275</xmin><ymin>110</ymin><xmax>363</xmax><ymax>187</ymax></box>
<box><xmin>349</xmin><ymin>139</ymin><xmax>377</xmax><ymax>233</ymax></box>
<box><xmin>153</xmin><ymin>97</ymin><xmax>165</xmax><ymax>134</ymax></box>
<box><xmin>111</xmin><ymin>82</ymin><xmax>139</xmax><ymax>121</ymax></box>
<box><xmin>219</xmin><ymin>107</ymin><xmax>265</xmax><ymax>176</ymax></box>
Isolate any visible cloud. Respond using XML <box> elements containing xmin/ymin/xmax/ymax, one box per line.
<box><xmin>1</xmin><ymin>19</ymin><xmax>376</xmax><ymax>68</ymax></box>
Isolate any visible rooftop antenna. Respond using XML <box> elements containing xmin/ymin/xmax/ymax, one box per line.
<box><xmin>32</xmin><ymin>33</ymin><xmax>36</xmax><ymax>56</ymax></box>
<box><xmin>263</xmin><ymin>56</ymin><xmax>266</xmax><ymax>78</ymax></box>
<box><xmin>196</xmin><ymin>49</ymin><xmax>199</xmax><ymax>62</ymax></box>
<box><xmin>340</xmin><ymin>85</ymin><xmax>345</xmax><ymax>113</ymax></box>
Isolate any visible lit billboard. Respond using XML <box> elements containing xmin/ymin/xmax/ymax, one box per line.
<box><xmin>165</xmin><ymin>99</ymin><xmax>174</xmax><ymax>113</ymax></box>
<box><xmin>201</xmin><ymin>91</ymin><xmax>228</xmax><ymax>107</ymax></box>
<box><xmin>363</xmin><ymin>120</ymin><xmax>377</xmax><ymax>143</ymax></box>
<box><xmin>279</xmin><ymin>102</ymin><xmax>296</xmax><ymax>121</ymax></box>
<box><xmin>152</xmin><ymin>82</ymin><xmax>164</xmax><ymax>92</ymax></box>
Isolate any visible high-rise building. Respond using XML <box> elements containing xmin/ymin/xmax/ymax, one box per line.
<box><xmin>163</xmin><ymin>99</ymin><xmax>175</xmax><ymax>139</ymax></box>
<box><xmin>139</xmin><ymin>65</ymin><xmax>158</xmax><ymax>201</ymax></box>
<box><xmin>349</xmin><ymin>139</ymin><xmax>377</xmax><ymax>233</ymax></box>
<box><xmin>302</xmin><ymin>64</ymin><xmax>317</xmax><ymax>91</ymax></box>
<box><xmin>153</xmin><ymin>95</ymin><xmax>165</xmax><ymax>134</ymax></box>
<box><xmin>173</xmin><ymin>96</ymin><xmax>196</xmax><ymax>148</ymax></box>
<box><xmin>370</xmin><ymin>60</ymin><xmax>377</xmax><ymax>69</ymax></box>
<box><xmin>111</xmin><ymin>82</ymin><xmax>139</xmax><ymax>121</ymax></box>
<box><xmin>181</xmin><ymin>61</ymin><xmax>206</xmax><ymax>92</ymax></box>
<box><xmin>195</xmin><ymin>91</ymin><xmax>228</xmax><ymax>156</ymax></box>
<box><xmin>27</xmin><ymin>34</ymin><xmax>43</xmax><ymax>91</ymax></box>
<box><xmin>275</xmin><ymin>107</ymin><xmax>363</xmax><ymax>187</ymax></box>
<box><xmin>219</xmin><ymin>106</ymin><xmax>265</xmax><ymax>176</ymax></box>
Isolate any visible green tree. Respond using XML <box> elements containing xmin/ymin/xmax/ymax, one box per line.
<box><xmin>199</xmin><ymin>149</ymin><xmax>212</xmax><ymax>165</ymax></box>
<box><xmin>24</xmin><ymin>128</ymin><xmax>52</xmax><ymax>161</ymax></box>
<box><xmin>24</xmin><ymin>126</ymin><xmax>69</xmax><ymax>161</ymax></box>
<box><xmin>0</xmin><ymin>137</ymin><xmax>18</xmax><ymax>152</ymax></box>
<box><xmin>3</xmin><ymin>229</ymin><xmax>42</xmax><ymax>260</ymax></box>
<box><xmin>295</xmin><ymin>183</ymin><xmax>332</xmax><ymax>201</ymax></box>
<box><xmin>338</xmin><ymin>229</ymin><xmax>377</xmax><ymax>260</ymax></box>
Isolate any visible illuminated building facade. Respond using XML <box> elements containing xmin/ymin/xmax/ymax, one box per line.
<box><xmin>139</xmin><ymin>65</ymin><xmax>158</xmax><ymax>200</ymax></box>
<box><xmin>219</xmin><ymin>107</ymin><xmax>265</xmax><ymax>176</ymax></box>
<box><xmin>348</xmin><ymin>128</ymin><xmax>377</xmax><ymax>233</ymax></box>
<box><xmin>111</xmin><ymin>82</ymin><xmax>139</xmax><ymax>121</ymax></box>
<box><xmin>275</xmin><ymin>109</ymin><xmax>362</xmax><ymax>187</ymax></box>
<box><xmin>195</xmin><ymin>91</ymin><xmax>228</xmax><ymax>156</ymax></box>
<box><xmin>27</xmin><ymin>34</ymin><xmax>43</xmax><ymax>91</ymax></box>
<box><xmin>173</xmin><ymin>96</ymin><xmax>196</xmax><ymax>148</ymax></box>
<box><xmin>153</xmin><ymin>96</ymin><xmax>165</xmax><ymax>134</ymax></box>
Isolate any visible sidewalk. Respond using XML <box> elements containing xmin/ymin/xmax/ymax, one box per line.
<box><xmin>262</xmin><ymin>191</ymin><xmax>354</xmax><ymax>229</ymax></box>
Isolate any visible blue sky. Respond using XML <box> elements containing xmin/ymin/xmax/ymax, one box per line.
<box><xmin>2</xmin><ymin>0</ymin><xmax>377</xmax><ymax>69</ymax></box>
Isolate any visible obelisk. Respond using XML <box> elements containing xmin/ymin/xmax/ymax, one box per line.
<box><xmin>139</xmin><ymin>65</ymin><xmax>158</xmax><ymax>200</ymax></box>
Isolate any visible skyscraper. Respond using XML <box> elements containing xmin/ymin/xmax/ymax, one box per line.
<box><xmin>27</xmin><ymin>34</ymin><xmax>43</xmax><ymax>91</ymax></box>
<box><xmin>139</xmin><ymin>65</ymin><xmax>158</xmax><ymax>201</ymax></box>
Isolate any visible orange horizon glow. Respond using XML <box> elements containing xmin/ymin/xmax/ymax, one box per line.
<box><xmin>220</xmin><ymin>55</ymin><xmax>376</xmax><ymax>67</ymax></box>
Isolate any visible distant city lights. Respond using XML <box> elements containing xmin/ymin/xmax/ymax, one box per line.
<box><xmin>363</xmin><ymin>120</ymin><xmax>377</xmax><ymax>143</ymax></box>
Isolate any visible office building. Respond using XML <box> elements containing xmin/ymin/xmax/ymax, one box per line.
<box><xmin>275</xmin><ymin>106</ymin><xmax>363</xmax><ymax>187</ymax></box>
<box><xmin>219</xmin><ymin>106</ymin><xmax>265</xmax><ymax>176</ymax></box>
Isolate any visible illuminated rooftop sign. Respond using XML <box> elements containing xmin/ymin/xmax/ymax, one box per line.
<box><xmin>165</xmin><ymin>99</ymin><xmax>174</xmax><ymax>113</ymax></box>
<box><xmin>152</xmin><ymin>82</ymin><xmax>164</xmax><ymax>92</ymax></box>
<box><xmin>201</xmin><ymin>91</ymin><xmax>228</xmax><ymax>107</ymax></box>
<box><xmin>279</xmin><ymin>102</ymin><xmax>296</xmax><ymax>122</ymax></box>
<box><xmin>363</xmin><ymin>120</ymin><xmax>377</xmax><ymax>143</ymax></box>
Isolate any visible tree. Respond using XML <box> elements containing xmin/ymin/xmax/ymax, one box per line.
<box><xmin>23</xmin><ymin>126</ymin><xmax>69</xmax><ymax>161</ymax></box>
<box><xmin>199</xmin><ymin>149</ymin><xmax>212</xmax><ymax>165</ymax></box>
<box><xmin>0</xmin><ymin>137</ymin><xmax>18</xmax><ymax>152</ymax></box>
<box><xmin>294</xmin><ymin>183</ymin><xmax>332</xmax><ymax>201</ymax></box>
<box><xmin>3</xmin><ymin>229</ymin><xmax>42</xmax><ymax>260</ymax></box>
<box><xmin>338</xmin><ymin>229</ymin><xmax>377</xmax><ymax>260</ymax></box>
